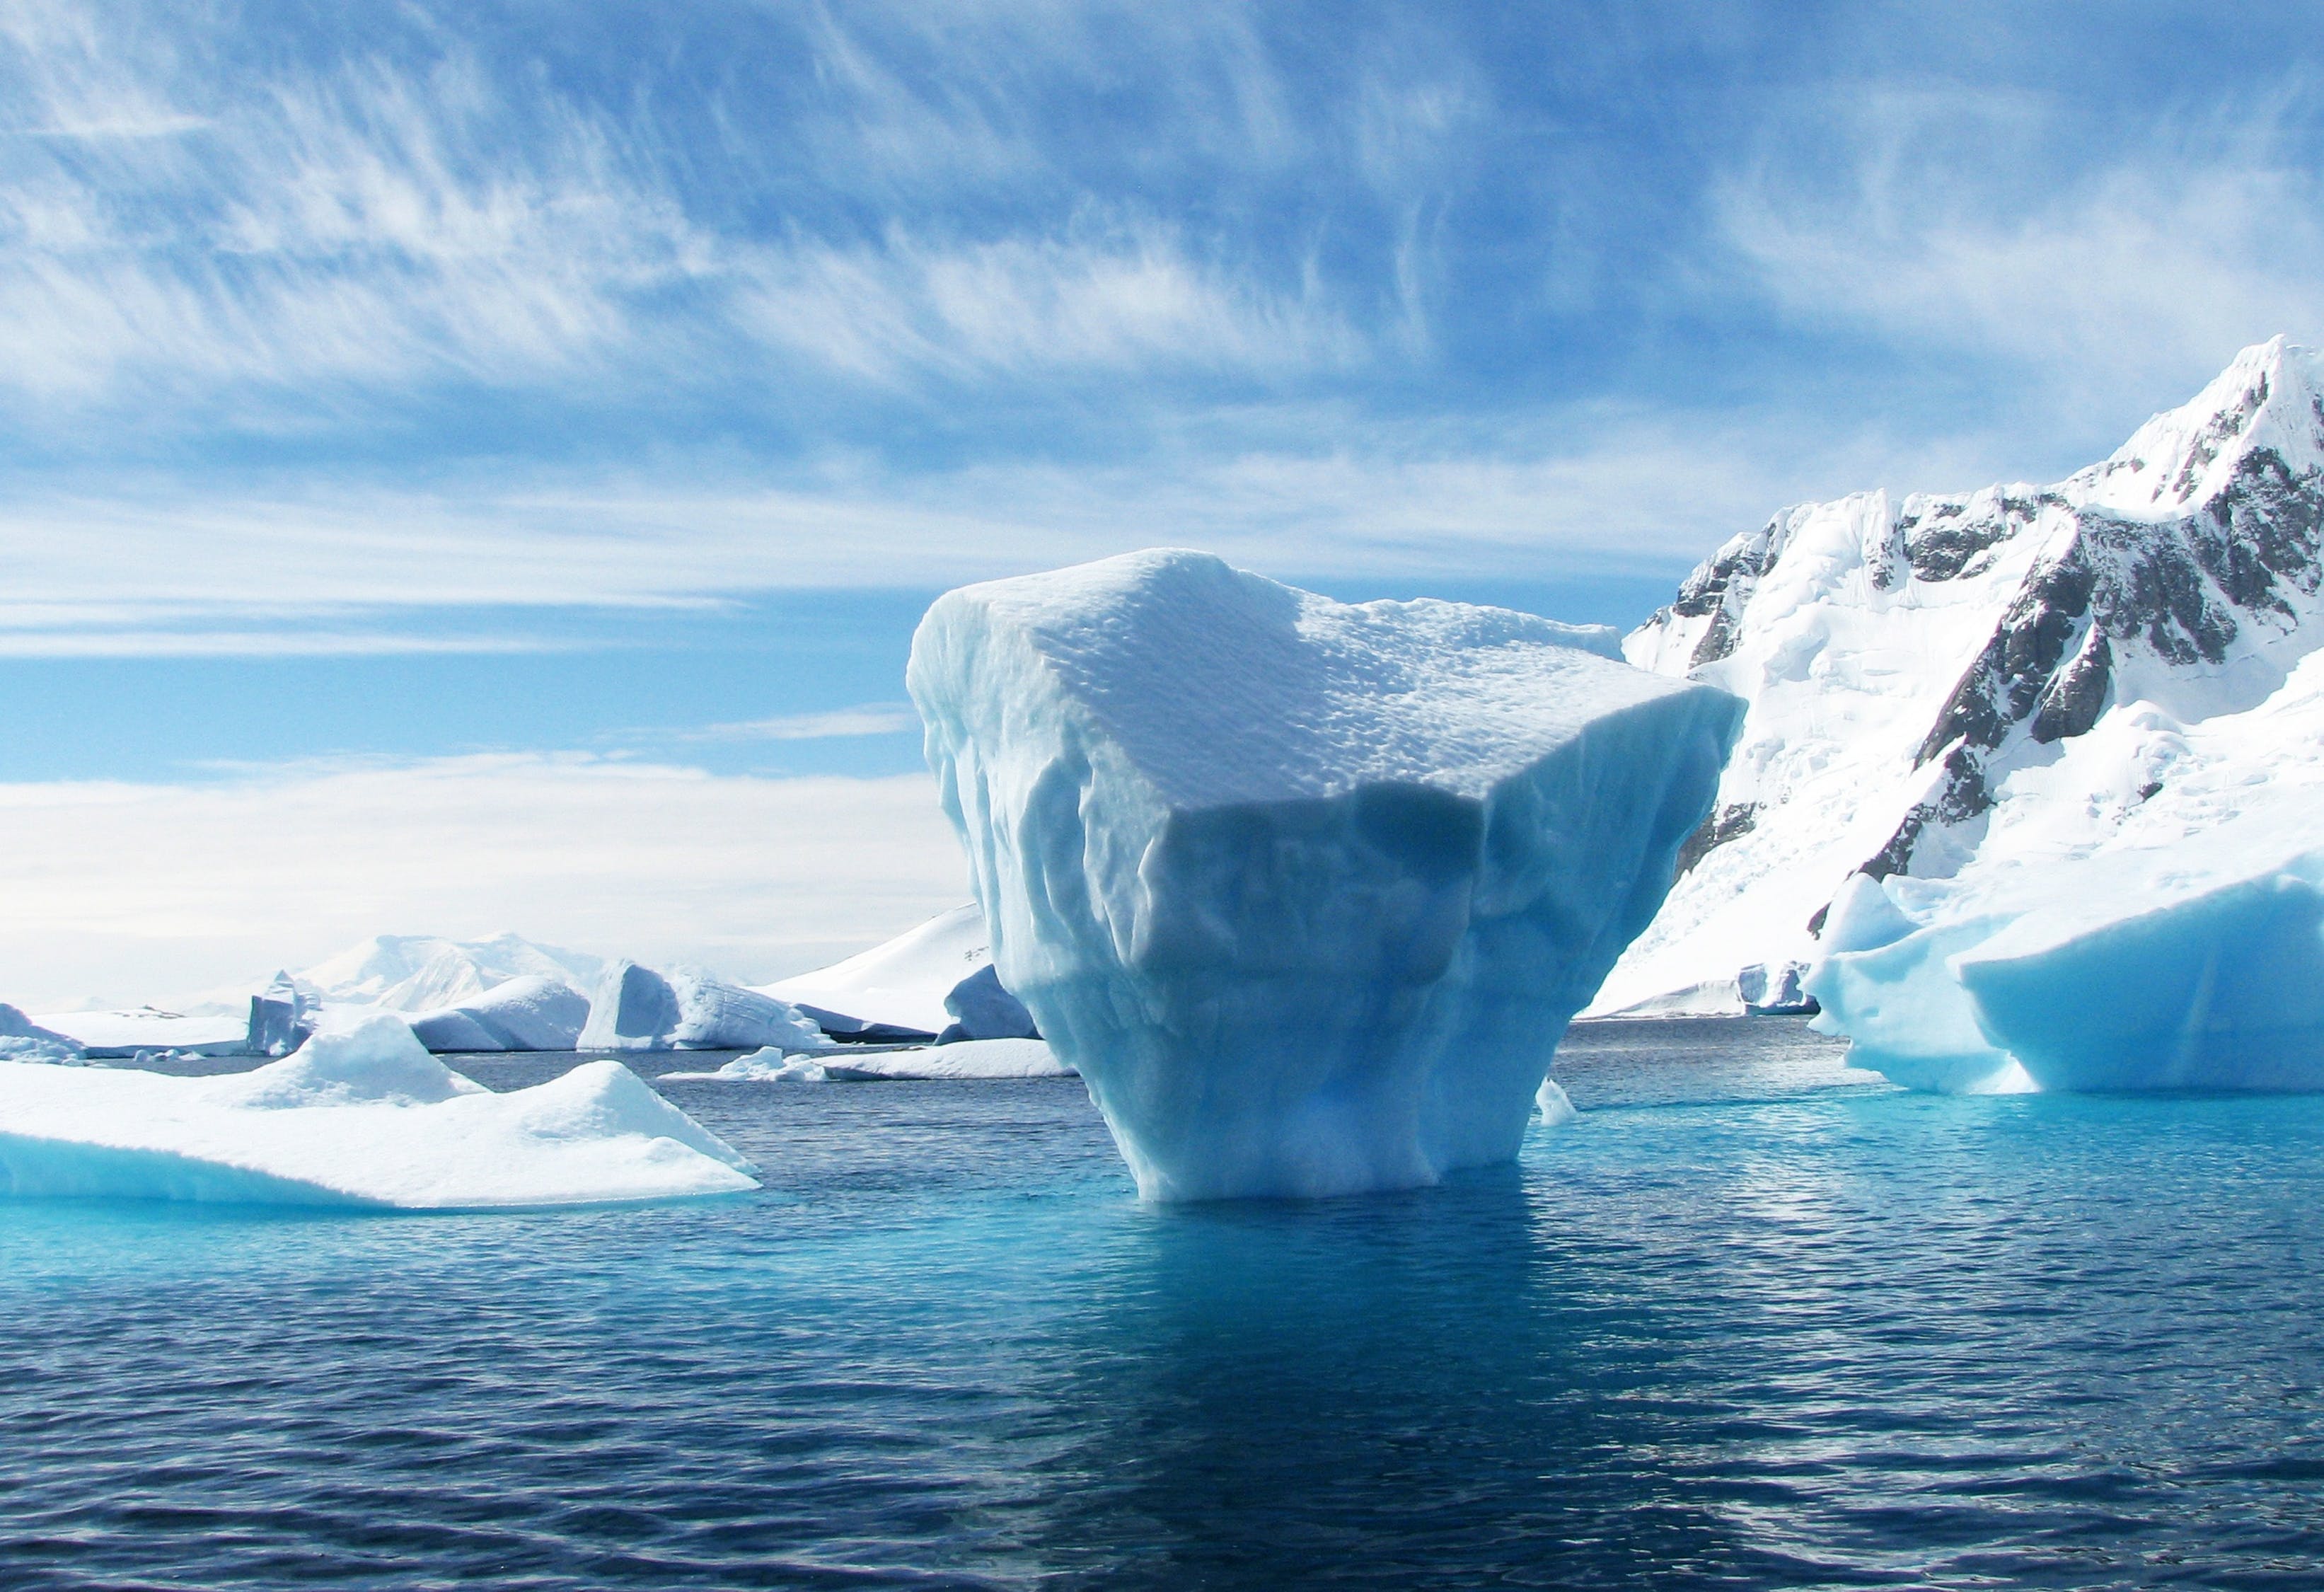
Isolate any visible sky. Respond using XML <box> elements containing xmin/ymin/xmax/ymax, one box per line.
<box><xmin>5</xmin><ymin>0</ymin><xmax>2323</xmax><ymax>1006</ymax></box>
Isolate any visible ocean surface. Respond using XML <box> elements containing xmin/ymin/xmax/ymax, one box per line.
<box><xmin>5</xmin><ymin>1019</ymin><xmax>2323</xmax><ymax>1589</ymax></box>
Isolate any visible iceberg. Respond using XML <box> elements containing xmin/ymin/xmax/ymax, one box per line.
<box><xmin>579</xmin><ymin>961</ymin><xmax>831</xmax><ymax>1052</ymax></box>
<box><xmin>408</xmin><ymin>975</ymin><xmax>591</xmax><ymax>1052</ymax></box>
<box><xmin>907</xmin><ymin>548</ymin><xmax>1742</xmax><ymax>1199</ymax></box>
<box><xmin>0</xmin><ymin>1013</ymin><xmax>756</xmax><ymax>1208</ymax></box>
<box><xmin>0</xmin><ymin>1005</ymin><xmax>83</xmax><ymax>1065</ymax></box>
<box><xmin>36</xmin><ymin>1004</ymin><xmax>254</xmax><ymax>1059</ymax></box>
<box><xmin>291</xmin><ymin>932</ymin><xmax>604</xmax><ymax>1013</ymax></box>
<box><xmin>937</xmin><ymin>964</ymin><xmax>1040</xmax><ymax>1044</ymax></box>
<box><xmin>668</xmin><ymin>1037</ymin><xmax>1073</xmax><ymax>1083</ymax></box>
<box><xmin>1810</xmin><ymin>849</ymin><xmax>2324</xmax><ymax>1094</ymax></box>
<box><xmin>1808</xmin><ymin>642</ymin><xmax>2324</xmax><ymax>1092</ymax></box>
<box><xmin>763</xmin><ymin>904</ymin><xmax>990</xmax><ymax>1040</ymax></box>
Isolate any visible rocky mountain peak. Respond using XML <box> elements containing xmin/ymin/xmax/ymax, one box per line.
<box><xmin>1592</xmin><ymin>336</ymin><xmax>2324</xmax><ymax>1016</ymax></box>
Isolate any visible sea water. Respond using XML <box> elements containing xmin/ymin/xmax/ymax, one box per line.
<box><xmin>4</xmin><ymin>1020</ymin><xmax>2322</xmax><ymax>1589</ymax></box>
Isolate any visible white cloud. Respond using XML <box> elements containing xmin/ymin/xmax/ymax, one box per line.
<box><xmin>683</xmin><ymin>705</ymin><xmax>923</xmax><ymax>742</ymax></box>
<box><xmin>1715</xmin><ymin>83</ymin><xmax>2324</xmax><ymax>422</ymax></box>
<box><xmin>0</xmin><ymin>396</ymin><xmax>2037</xmax><ymax>654</ymax></box>
<box><xmin>0</xmin><ymin>754</ymin><xmax>969</xmax><ymax>1011</ymax></box>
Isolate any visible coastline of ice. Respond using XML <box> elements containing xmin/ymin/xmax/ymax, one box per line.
<box><xmin>0</xmin><ymin>1014</ymin><xmax>757</xmax><ymax>1208</ymax></box>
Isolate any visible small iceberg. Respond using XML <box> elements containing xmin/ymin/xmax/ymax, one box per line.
<box><xmin>0</xmin><ymin>1014</ymin><xmax>758</xmax><ymax>1209</ymax></box>
<box><xmin>1808</xmin><ymin>846</ymin><xmax>2324</xmax><ymax>1093</ymax></box>
<box><xmin>666</xmin><ymin>1037</ymin><xmax>1073</xmax><ymax>1083</ymax></box>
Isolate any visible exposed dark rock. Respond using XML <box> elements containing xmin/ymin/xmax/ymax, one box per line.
<box><xmin>1900</xmin><ymin>497</ymin><xmax>2021</xmax><ymax>583</ymax></box>
<box><xmin>1674</xmin><ymin>802</ymin><xmax>1757</xmax><ymax>877</ymax></box>
<box><xmin>2030</xmin><ymin>630</ymin><xmax>2112</xmax><ymax>743</ymax></box>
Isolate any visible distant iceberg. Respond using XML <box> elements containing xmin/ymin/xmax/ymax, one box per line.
<box><xmin>0</xmin><ymin>1005</ymin><xmax>84</xmax><ymax>1066</ymax></box>
<box><xmin>669</xmin><ymin>1037</ymin><xmax>1072</xmax><ymax>1083</ymax></box>
<box><xmin>0</xmin><ymin>1014</ymin><xmax>757</xmax><ymax>1208</ymax></box>
<box><xmin>408</xmin><ymin>975</ymin><xmax>591</xmax><ymax>1052</ymax></box>
<box><xmin>908</xmin><ymin>549</ymin><xmax>1740</xmax><ymax>1199</ymax></box>
<box><xmin>763</xmin><ymin>904</ymin><xmax>987</xmax><ymax>1040</ymax></box>
<box><xmin>580</xmin><ymin>961</ymin><xmax>831</xmax><ymax>1053</ymax></box>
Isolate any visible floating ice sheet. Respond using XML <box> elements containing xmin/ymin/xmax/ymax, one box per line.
<box><xmin>0</xmin><ymin>1015</ymin><xmax>757</xmax><ymax>1208</ymax></box>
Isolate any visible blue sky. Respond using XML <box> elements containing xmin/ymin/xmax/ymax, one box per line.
<box><xmin>5</xmin><ymin>0</ymin><xmax>2322</xmax><ymax>1003</ymax></box>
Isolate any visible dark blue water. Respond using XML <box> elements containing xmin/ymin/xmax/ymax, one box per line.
<box><xmin>6</xmin><ymin>1020</ymin><xmax>2323</xmax><ymax>1589</ymax></box>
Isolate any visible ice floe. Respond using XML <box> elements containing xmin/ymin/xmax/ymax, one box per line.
<box><xmin>0</xmin><ymin>1013</ymin><xmax>756</xmax><ymax>1208</ymax></box>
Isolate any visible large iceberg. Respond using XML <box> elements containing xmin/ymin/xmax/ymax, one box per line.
<box><xmin>579</xmin><ymin>961</ymin><xmax>831</xmax><ymax>1052</ymax></box>
<box><xmin>0</xmin><ymin>1014</ymin><xmax>756</xmax><ymax>1208</ymax></box>
<box><xmin>906</xmin><ymin>549</ymin><xmax>1741</xmax><ymax>1199</ymax></box>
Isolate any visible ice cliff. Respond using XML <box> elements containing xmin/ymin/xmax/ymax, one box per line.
<box><xmin>907</xmin><ymin>549</ymin><xmax>1741</xmax><ymax>1199</ymax></box>
<box><xmin>1601</xmin><ymin>336</ymin><xmax>2324</xmax><ymax>1058</ymax></box>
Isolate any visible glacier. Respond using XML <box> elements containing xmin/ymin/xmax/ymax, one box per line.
<box><xmin>0</xmin><ymin>1013</ymin><xmax>756</xmax><ymax>1208</ymax></box>
<box><xmin>579</xmin><ymin>961</ymin><xmax>831</xmax><ymax>1052</ymax></box>
<box><xmin>907</xmin><ymin>548</ymin><xmax>1741</xmax><ymax>1199</ymax></box>
<box><xmin>1597</xmin><ymin>336</ymin><xmax>2324</xmax><ymax>1059</ymax></box>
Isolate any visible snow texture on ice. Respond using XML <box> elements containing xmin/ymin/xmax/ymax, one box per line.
<box><xmin>908</xmin><ymin>548</ymin><xmax>1741</xmax><ymax>1199</ymax></box>
<box><xmin>0</xmin><ymin>1013</ymin><xmax>756</xmax><ymax>1208</ymax></box>
<box><xmin>763</xmin><ymin>904</ymin><xmax>990</xmax><ymax>1038</ymax></box>
<box><xmin>579</xmin><ymin>962</ymin><xmax>830</xmax><ymax>1052</ymax></box>
<box><xmin>0</xmin><ymin>1005</ymin><xmax>83</xmax><ymax>1065</ymax></box>
<box><xmin>669</xmin><ymin>1037</ymin><xmax>1073</xmax><ymax>1082</ymax></box>
<box><xmin>408</xmin><ymin>975</ymin><xmax>591</xmax><ymax>1053</ymax></box>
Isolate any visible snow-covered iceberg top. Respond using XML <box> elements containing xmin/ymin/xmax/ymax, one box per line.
<box><xmin>580</xmin><ymin>962</ymin><xmax>831</xmax><ymax>1053</ymax></box>
<box><xmin>0</xmin><ymin>1014</ymin><xmax>758</xmax><ymax>1208</ymax></box>
<box><xmin>408</xmin><ymin>974</ymin><xmax>591</xmax><ymax>1053</ymax></box>
<box><xmin>908</xmin><ymin>548</ymin><xmax>1740</xmax><ymax>1199</ymax></box>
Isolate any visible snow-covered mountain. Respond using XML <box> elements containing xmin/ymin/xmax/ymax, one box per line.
<box><xmin>289</xmin><ymin>933</ymin><xmax>604</xmax><ymax>1013</ymax></box>
<box><xmin>1593</xmin><ymin>335</ymin><xmax>2324</xmax><ymax>1015</ymax></box>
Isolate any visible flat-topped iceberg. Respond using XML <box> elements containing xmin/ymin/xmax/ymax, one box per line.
<box><xmin>907</xmin><ymin>549</ymin><xmax>1742</xmax><ymax>1199</ymax></box>
<box><xmin>0</xmin><ymin>1014</ymin><xmax>757</xmax><ymax>1208</ymax></box>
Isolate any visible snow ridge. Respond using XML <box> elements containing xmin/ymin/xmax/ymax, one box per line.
<box><xmin>1598</xmin><ymin>337</ymin><xmax>2324</xmax><ymax>1014</ymax></box>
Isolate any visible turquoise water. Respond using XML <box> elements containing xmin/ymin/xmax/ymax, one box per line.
<box><xmin>5</xmin><ymin>1020</ymin><xmax>2323</xmax><ymax>1588</ymax></box>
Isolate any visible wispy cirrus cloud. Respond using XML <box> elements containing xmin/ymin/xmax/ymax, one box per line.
<box><xmin>1712</xmin><ymin>80</ymin><xmax>2324</xmax><ymax>426</ymax></box>
<box><xmin>679</xmin><ymin>705</ymin><xmax>923</xmax><ymax>742</ymax></box>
